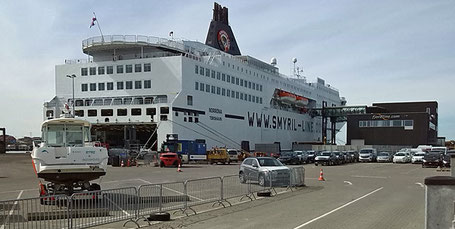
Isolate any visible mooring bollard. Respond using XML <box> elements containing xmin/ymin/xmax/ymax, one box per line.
<box><xmin>450</xmin><ymin>154</ymin><xmax>455</xmax><ymax>177</ymax></box>
<box><xmin>425</xmin><ymin>176</ymin><xmax>455</xmax><ymax>229</ymax></box>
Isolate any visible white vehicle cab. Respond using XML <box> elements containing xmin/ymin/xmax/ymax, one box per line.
<box><xmin>227</xmin><ymin>149</ymin><xmax>240</xmax><ymax>162</ymax></box>
<box><xmin>31</xmin><ymin>116</ymin><xmax>108</xmax><ymax>195</ymax></box>
<box><xmin>411</xmin><ymin>151</ymin><xmax>426</xmax><ymax>164</ymax></box>
<box><xmin>393</xmin><ymin>152</ymin><xmax>411</xmax><ymax>163</ymax></box>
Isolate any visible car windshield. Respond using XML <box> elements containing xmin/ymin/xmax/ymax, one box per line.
<box><xmin>415</xmin><ymin>152</ymin><xmax>425</xmax><ymax>156</ymax></box>
<box><xmin>424</xmin><ymin>153</ymin><xmax>440</xmax><ymax>159</ymax></box>
<box><xmin>360</xmin><ymin>149</ymin><xmax>372</xmax><ymax>154</ymax></box>
<box><xmin>162</xmin><ymin>154</ymin><xmax>177</xmax><ymax>158</ymax></box>
<box><xmin>321</xmin><ymin>152</ymin><xmax>332</xmax><ymax>156</ymax></box>
<box><xmin>258</xmin><ymin>158</ymin><xmax>283</xmax><ymax>166</ymax></box>
<box><xmin>395</xmin><ymin>153</ymin><xmax>405</xmax><ymax>156</ymax></box>
<box><xmin>378</xmin><ymin>152</ymin><xmax>389</xmax><ymax>156</ymax></box>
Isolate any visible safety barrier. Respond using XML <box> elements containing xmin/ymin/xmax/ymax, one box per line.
<box><xmin>0</xmin><ymin>166</ymin><xmax>305</xmax><ymax>228</ymax></box>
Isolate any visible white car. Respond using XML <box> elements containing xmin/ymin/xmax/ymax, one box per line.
<box><xmin>393</xmin><ymin>152</ymin><xmax>411</xmax><ymax>163</ymax></box>
<box><xmin>411</xmin><ymin>152</ymin><xmax>426</xmax><ymax>164</ymax></box>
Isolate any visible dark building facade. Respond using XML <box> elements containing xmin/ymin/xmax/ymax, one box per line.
<box><xmin>347</xmin><ymin>101</ymin><xmax>438</xmax><ymax>147</ymax></box>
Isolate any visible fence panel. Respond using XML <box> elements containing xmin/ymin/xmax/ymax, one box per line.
<box><xmin>290</xmin><ymin>166</ymin><xmax>305</xmax><ymax>187</ymax></box>
<box><xmin>222</xmin><ymin>175</ymin><xmax>250</xmax><ymax>200</ymax></box>
<box><xmin>156</xmin><ymin>182</ymin><xmax>187</xmax><ymax>213</ymax></box>
<box><xmin>70</xmin><ymin>187</ymin><xmax>137</xmax><ymax>229</ymax></box>
<box><xmin>0</xmin><ymin>195</ymin><xmax>70</xmax><ymax>229</ymax></box>
<box><xmin>186</xmin><ymin>177</ymin><xmax>222</xmax><ymax>207</ymax></box>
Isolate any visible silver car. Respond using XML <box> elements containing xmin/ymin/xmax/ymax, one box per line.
<box><xmin>377</xmin><ymin>152</ymin><xmax>392</xmax><ymax>163</ymax></box>
<box><xmin>239</xmin><ymin>157</ymin><xmax>290</xmax><ymax>186</ymax></box>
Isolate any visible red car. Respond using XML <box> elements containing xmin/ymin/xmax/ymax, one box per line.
<box><xmin>159</xmin><ymin>152</ymin><xmax>182</xmax><ymax>167</ymax></box>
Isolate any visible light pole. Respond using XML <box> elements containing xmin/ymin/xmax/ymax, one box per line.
<box><xmin>66</xmin><ymin>74</ymin><xmax>76</xmax><ymax>117</ymax></box>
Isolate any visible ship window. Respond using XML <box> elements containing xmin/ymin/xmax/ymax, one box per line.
<box><xmin>117</xmin><ymin>65</ymin><xmax>124</xmax><ymax>74</ymax></box>
<box><xmin>133</xmin><ymin>98</ymin><xmax>144</xmax><ymax>104</ymax></box>
<box><xmin>206</xmin><ymin>69</ymin><xmax>210</xmax><ymax>77</ymax></box>
<box><xmin>231</xmin><ymin>90</ymin><xmax>235</xmax><ymax>98</ymax></box>
<box><xmin>98</xmin><ymin>83</ymin><xmax>105</xmax><ymax>91</ymax></box>
<box><xmin>184</xmin><ymin>117</ymin><xmax>187</xmax><ymax>122</ymax></box>
<box><xmin>252</xmin><ymin>96</ymin><xmax>255</xmax><ymax>103</ymax></box>
<box><xmin>88</xmin><ymin>109</ymin><xmax>97</xmax><ymax>117</ymax></box>
<box><xmin>104</xmin><ymin>99</ymin><xmax>112</xmax><ymax>105</ymax></box>
<box><xmin>248</xmin><ymin>82</ymin><xmax>252</xmax><ymax>89</ymax></box>
<box><xmin>236</xmin><ymin>78</ymin><xmax>239</xmax><ymax>85</ymax></box>
<box><xmin>200</xmin><ymin>67</ymin><xmax>204</xmax><ymax>76</ymax></box>
<box><xmin>90</xmin><ymin>67</ymin><xmax>96</xmax><ymax>75</ymax></box>
<box><xmin>195</xmin><ymin>65</ymin><xmax>198</xmax><ymax>74</ymax></box>
<box><xmin>144</xmin><ymin>97</ymin><xmax>153</xmax><ymax>104</ymax></box>
<box><xmin>211</xmin><ymin>86</ymin><xmax>215</xmax><ymax>94</ymax></box>
<box><xmin>84</xmin><ymin>100</ymin><xmax>92</xmax><ymax>106</ymax></box>
<box><xmin>188</xmin><ymin>117</ymin><xmax>193</xmax><ymax>122</ymax></box>
<box><xmin>195</xmin><ymin>117</ymin><xmax>199</xmax><ymax>123</ymax></box>
<box><xmin>217</xmin><ymin>87</ymin><xmax>220</xmax><ymax>95</ymax></box>
<box><xmin>236</xmin><ymin>91</ymin><xmax>239</xmax><ymax>99</ymax></box>
<box><xmin>75</xmin><ymin>110</ymin><xmax>84</xmax><ymax>117</ymax></box>
<box><xmin>107</xmin><ymin>82</ymin><xmax>114</xmax><ymax>90</ymax></box>
<box><xmin>199</xmin><ymin>82</ymin><xmax>204</xmax><ymax>91</ymax></box>
<box><xmin>195</xmin><ymin>82</ymin><xmax>198</xmax><ymax>90</ymax></box>
<box><xmin>144</xmin><ymin>80</ymin><xmax>151</xmax><ymax>89</ymax></box>
<box><xmin>260</xmin><ymin>85</ymin><xmax>263</xmax><ymax>91</ymax></box>
<box><xmin>205</xmin><ymin>84</ymin><xmax>210</xmax><ymax>92</ymax></box>
<box><xmin>117</xmin><ymin>109</ymin><xmax>127</xmax><ymax>116</ymax></box>
<box><xmin>187</xmin><ymin>95</ymin><xmax>193</xmax><ymax>106</ymax></box>
<box><xmin>223</xmin><ymin>61</ymin><xmax>225</xmax><ymax>66</ymax></box>
<box><xmin>81</xmin><ymin>68</ymin><xmax>88</xmax><ymax>76</ymax></box>
<box><xmin>107</xmin><ymin>66</ymin><xmax>113</xmax><ymax>74</ymax></box>
<box><xmin>222</xmin><ymin>88</ymin><xmax>225</xmax><ymax>96</ymax></box>
<box><xmin>260</xmin><ymin>98</ymin><xmax>263</xmax><ymax>104</ymax></box>
<box><xmin>81</xmin><ymin>84</ymin><xmax>88</xmax><ymax>92</ymax></box>
<box><xmin>227</xmin><ymin>75</ymin><xmax>230</xmax><ymax>83</ymax></box>
<box><xmin>75</xmin><ymin>100</ymin><xmax>84</xmax><ymax>106</ymax></box>
<box><xmin>227</xmin><ymin>89</ymin><xmax>230</xmax><ymax>97</ymax></box>
<box><xmin>240</xmin><ymin>79</ymin><xmax>243</xmax><ymax>86</ymax></box>
<box><xmin>135</xmin><ymin>64</ymin><xmax>142</xmax><ymax>72</ymax></box>
<box><xmin>117</xmin><ymin>81</ymin><xmax>124</xmax><ymax>90</ymax></box>
<box><xmin>160</xmin><ymin>115</ymin><xmax>168</xmax><ymax>121</ymax></box>
<box><xmin>126</xmin><ymin>64</ymin><xmax>133</xmax><ymax>73</ymax></box>
<box><xmin>124</xmin><ymin>98</ymin><xmax>132</xmax><ymax>105</ymax></box>
<box><xmin>98</xmin><ymin>66</ymin><xmax>105</xmax><ymax>75</ymax></box>
<box><xmin>160</xmin><ymin>107</ymin><xmax>169</xmax><ymax>114</ymax></box>
<box><xmin>248</xmin><ymin>95</ymin><xmax>252</xmax><ymax>102</ymax></box>
<box><xmin>101</xmin><ymin>109</ymin><xmax>113</xmax><ymax>116</ymax></box>
<box><xmin>126</xmin><ymin>81</ymin><xmax>133</xmax><ymax>89</ymax></box>
<box><xmin>90</xmin><ymin>83</ymin><xmax>96</xmax><ymax>91</ymax></box>
<box><xmin>146</xmin><ymin>108</ymin><xmax>156</xmax><ymax>116</ymax></box>
<box><xmin>222</xmin><ymin>73</ymin><xmax>225</xmax><ymax>81</ymax></box>
<box><xmin>144</xmin><ymin>63</ymin><xmax>151</xmax><ymax>72</ymax></box>
<box><xmin>240</xmin><ymin>93</ymin><xmax>243</xmax><ymax>100</ymax></box>
<box><xmin>46</xmin><ymin>125</ymin><xmax>65</xmax><ymax>147</ymax></box>
<box><xmin>216</xmin><ymin>72</ymin><xmax>220</xmax><ymax>80</ymax></box>
<box><xmin>131</xmin><ymin>108</ymin><xmax>141</xmax><ymax>116</ymax></box>
<box><xmin>135</xmin><ymin>81</ymin><xmax>142</xmax><ymax>89</ymax></box>
<box><xmin>213</xmin><ymin>70</ymin><xmax>216</xmax><ymax>79</ymax></box>
<box><xmin>93</xmin><ymin>99</ymin><xmax>103</xmax><ymax>106</ymax></box>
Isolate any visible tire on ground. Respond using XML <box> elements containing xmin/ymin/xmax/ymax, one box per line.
<box><xmin>147</xmin><ymin>212</ymin><xmax>171</xmax><ymax>221</ymax></box>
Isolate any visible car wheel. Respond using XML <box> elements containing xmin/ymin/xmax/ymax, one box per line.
<box><xmin>258</xmin><ymin>174</ymin><xmax>266</xmax><ymax>187</ymax></box>
<box><xmin>239</xmin><ymin>172</ymin><xmax>246</xmax><ymax>183</ymax></box>
<box><xmin>160</xmin><ymin>162</ymin><xmax>164</xmax><ymax>167</ymax></box>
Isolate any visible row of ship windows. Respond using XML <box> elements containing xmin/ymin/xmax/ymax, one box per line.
<box><xmin>80</xmin><ymin>63</ymin><xmax>152</xmax><ymax>76</ymax></box>
<box><xmin>74</xmin><ymin>107</ymin><xmax>168</xmax><ymax>117</ymax></box>
<box><xmin>195</xmin><ymin>65</ymin><xmax>263</xmax><ymax>92</ymax></box>
<box><xmin>194</xmin><ymin>82</ymin><xmax>263</xmax><ymax>104</ymax></box>
<box><xmin>81</xmin><ymin>80</ymin><xmax>152</xmax><ymax>91</ymax></box>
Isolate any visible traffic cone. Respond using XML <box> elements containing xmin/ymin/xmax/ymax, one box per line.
<box><xmin>121</xmin><ymin>159</ymin><xmax>124</xmax><ymax>167</ymax></box>
<box><xmin>177</xmin><ymin>163</ymin><xmax>182</xmax><ymax>172</ymax></box>
<box><xmin>127</xmin><ymin>159</ymin><xmax>130</xmax><ymax>167</ymax></box>
<box><xmin>318</xmin><ymin>168</ymin><xmax>325</xmax><ymax>181</ymax></box>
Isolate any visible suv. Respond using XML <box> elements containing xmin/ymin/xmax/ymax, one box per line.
<box><xmin>315</xmin><ymin>151</ymin><xmax>336</xmax><ymax>166</ymax></box>
<box><xmin>278</xmin><ymin>151</ymin><xmax>301</xmax><ymax>165</ymax></box>
<box><xmin>239</xmin><ymin>157</ymin><xmax>290</xmax><ymax>186</ymax></box>
<box><xmin>227</xmin><ymin>149</ymin><xmax>240</xmax><ymax>163</ymax></box>
<box><xmin>159</xmin><ymin>152</ymin><xmax>182</xmax><ymax>167</ymax></box>
<box><xmin>306</xmin><ymin>150</ymin><xmax>316</xmax><ymax>163</ymax></box>
<box><xmin>294</xmin><ymin>151</ymin><xmax>308</xmax><ymax>164</ymax></box>
<box><xmin>359</xmin><ymin>148</ymin><xmax>377</xmax><ymax>162</ymax></box>
<box><xmin>422</xmin><ymin>152</ymin><xmax>442</xmax><ymax>168</ymax></box>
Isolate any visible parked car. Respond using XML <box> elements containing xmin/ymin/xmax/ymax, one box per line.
<box><xmin>239</xmin><ymin>157</ymin><xmax>290</xmax><ymax>186</ymax></box>
<box><xmin>342</xmin><ymin>151</ymin><xmax>353</xmax><ymax>163</ymax></box>
<box><xmin>294</xmin><ymin>151</ymin><xmax>308</xmax><ymax>164</ymax></box>
<box><xmin>278</xmin><ymin>151</ymin><xmax>301</xmax><ymax>165</ymax></box>
<box><xmin>377</xmin><ymin>152</ymin><xmax>392</xmax><ymax>163</ymax></box>
<box><xmin>422</xmin><ymin>152</ymin><xmax>442</xmax><ymax>168</ymax></box>
<box><xmin>348</xmin><ymin>151</ymin><xmax>359</xmax><ymax>162</ymax></box>
<box><xmin>442</xmin><ymin>151</ymin><xmax>455</xmax><ymax>168</ymax></box>
<box><xmin>411</xmin><ymin>152</ymin><xmax>426</xmax><ymax>164</ymax></box>
<box><xmin>306</xmin><ymin>150</ymin><xmax>316</xmax><ymax>163</ymax></box>
<box><xmin>333</xmin><ymin>151</ymin><xmax>345</xmax><ymax>165</ymax></box>
<box><xmin>159</xmin><ymin>152</ymin><xmax>182</xmax><ymax>167</ymax></box>
<box><xmin>393</xmin><ymin>152</ymin><xmax>411</xmax><ymax>163</ymax></box>
<box><xmin>227</xmin><ymin>149</ymin><xmax>240</xmax><ymax>162</ymax></box>
<box><xmin>359</xmin><ymin>148</ymin><xmax>377</xmax><ymax>162</ymax></box>
<box><xmin>315</xmin><ymin>151</ymin><xmax>336</xmax><ymax>166</ymax></box>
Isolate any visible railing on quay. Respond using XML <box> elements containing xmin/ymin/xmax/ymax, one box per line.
<box><xmin>0</xmin><ymin>167</ymin><xmax>305</xmax><ymax>229</ymax></box>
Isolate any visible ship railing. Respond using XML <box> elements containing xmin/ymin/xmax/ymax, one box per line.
<box><xmin>82</xmin><ymin>35</ymin><xmax>186</xmax><ymax>53</ymax></box>
<box><xmin>64</xmin><ymin>59</ymin><xmax>89</xmax><ymax>64</ymax></box>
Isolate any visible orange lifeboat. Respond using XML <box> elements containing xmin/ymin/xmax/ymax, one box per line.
<box><xmin>277</xmin><ymin>90</ymin><xmax>296</xmax><ymax>103</ymax></box>
<box><xmin>295</xmin><ymin>96</ymin><xmax>309</xmax><ymax>107</ymax></box>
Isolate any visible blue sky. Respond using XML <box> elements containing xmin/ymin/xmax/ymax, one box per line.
<box><xmin>0</xmin><ymin>0</ymin><xmax>453</xmax><ymax>141</ymax></box>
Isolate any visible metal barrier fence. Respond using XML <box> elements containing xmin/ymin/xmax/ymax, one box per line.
<box><xmin>0</xmin><ymin>167</ymin><xmax>305</xmax><ymax>229</ymax></box>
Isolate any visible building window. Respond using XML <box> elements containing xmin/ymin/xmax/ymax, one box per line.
<box><xmin>117</xmin><ymin>109</ymin><xmax>127</xmax><ymax>116</ymax></box>
<box><xmin>236</xmin><ymin>78</ymin><xmax>239</xmax><ymax>85</ymax></box>
<box><xmin>144</xmin><ymin>63</ymin><xmax>151</xmax><ymax>72</ymax></box>
<box><xmin>200</xmin><ymin>67</ymin><xmax>204</xmax><ymax>76</ymax></box>
<box><xmin>260</xmin><ymin>85</ymin><xmax>263</xmax><ymax>91</ymax></box>
<box><xmin>126</xmin><ymin>64</ymin><xmax>133</xmax><ymax>73</ymax></box>
<box><xmin>392</xmin><ymin>120</ymin><xmax>402</xmax><ymax>127</ymax></box>
<box><xmin>252</xmin><ymin>83</ymin><xmax>256</xmax><ymax>90</ymax></box>
<box><xmin>236</xmin><ymin>91</ymin><xmax>239</xmax><ymax>99</ymax></box>
<box><xmin>117</xmin><ymin>81</ymin><xmax>124</xmax><ymax>90</ymax></box>
<box><xmin>222</xmin><ymin>88</ymin><xmax>225</xmax><ymax>96</ymax></box>
<box><xmin>126</xmin><ymin>81</ymin><xmax>133</xmax><ymax>89</ymax></box>
<box><xmin>248</xmin><ymin>94</ymin><xmax>252</xmax><ymax>102</ymax></box>
<box><xmin>88</xmin><ymin>109</ymin><xmax>97</xmax><ymax>117</ymax></box>
<box><xmin>89</xmin><ymin>67</ymin><xmax>96</xmax><ymax>75</ymax></box>
<box><xmin>131</xmin><ymin>108</ymin><xmax>141</xmax><ymax>116</ymax></box>
<box><xmin>187</xmin><ymin>95</ymin><xmax>193</xmax><ymax>106</ymax></box>
<box><xmin>98</xmin><ymin>66</ymin><xmax>105</xmax><ymax>75</ymax></box>
<box><xmin>227</xmin><ymin>75</ymin><xmax>230</xmax><ymax>83</ymax></box>
<box><xmin>135</xmin><ymin>81</ymin><xmax>142</xmax><ymax>89</ymax></box>
<box><xmin>216</xmin><ymin>72</ymin><xmax>220</xmax><ymax>80</ymax></box>
<box><xmin>260</xmin><ymin>97</ymin><xmax>262</xmax><ymax>104</ymax></box>
<box><xmin>160</xmin><ymin>107</ymin><xmax>169</xmax><ymax>114</ymax></box>
<box><xmin>101</xmin><ymin>109</ymin><xmax>113</xmax><ymax>116</ymax></box>
<box><xmin>117</xmin><ymin>65</ymin><xmax>123</xmax><ymax>74</ymax></box>
<box><xmin>199</xmin><ymin>82</ymin><xmax>205</xmax><ymax>91</ymax></box>
<box><xmin>90</xmin><ymin>83</ymin><xmax>96</xmax><ymax>91</ymax></box>
<box><xmin>81</xmin><ymin>84</ymin><xmax>88</xmax><ymax>92</ymax></box>
<box><xmin>231</xmin><ymin>90</ymin><xmax>235</xmax><ymax>98</ymax></box>
<box><xmin>205</xmin><ymin>84</ymin><xmax>210</xmax><ymax>93</ymax></box>
<box><xmin>217</xmin><ymin>87</ymin><xmax>221</xmax><ymax>95</ymax></box>
<box><xmin>81</xmin><ymin>68</ymin><xmax>88</xmax><ymax>76</ymax></box>
<box><xmin>144</xmin><ymin>80</ymin><xmax>151</xmax><ymax>89</ymax></box>
<box><xmin>107</xmin><ymin>66</ymin><xmax>113</xmax><ymax>74</ymax></box>
<box><xmin>195</xmin><ymin>82</ymin><xmax>198</xmax><ymax>90</ymax></box>
<box><xmin>206</xmin><ymin>69</ymin><xmax>210</xmax><ymax>77</ymax></box>
<box><xmin>222</xmin><ymin>73</ymin><xmax>225</xmax><ymax>81</ymax></box>
<box><xmin>98</xmin><ymin>83</ymin><xmax>105</xmax><ymax>91</ymax></box>
<box><xmin>240</xmin><ymin>79</ymin><xmax>243</xmax><ymax>87</ymax></box>
<box><xmin>248</xmin><ymin>82</ymin><xmax>252</xmax><ymax>89</ymax></box>
<box><xmin>195</xmin><ymin>65</ymin><xmax>199</xmax><ymax>74</ymax></box>
<box><xmin>227</xmin><ymin>89</ymin><xmax>230</xmax><ymax>97</ymax></box>
<box><xmin>211</xmin><ymin>86</ymin><xmax>216</xmax><ymax>94</ymax></box>
<box><xmin>213</xmin><ymin>71</ymin><xmax>217</xmax><ymax>79</ymax></box>
<box><xmin>107</xmin><ymin>82</ymin><xmax>113</xmax><ymax>90</ymax></box>
<box><xmin>75</xmin><ymin>110</ymin><xmax>84</xmax><ymax>117</ymax></box>
<box><xmin>135</xmin><ymin>64</ymin><xmax>142</xmax><ymax>72</ymax></box>
<box><xmin>240</xmin><ymin>93</ymin><xmax>243</xmax><ymax>100</ymax></box>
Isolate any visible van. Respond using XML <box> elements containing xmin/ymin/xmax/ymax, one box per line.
<box><xmin>227</xmin><ymin>149</ymin><xmax>239</xmax><ymax>162</ymax></box>
<box><xmin>359</xmin><ymin>148</ymin><xmax>377</xmax><ymax>162</ymax></box>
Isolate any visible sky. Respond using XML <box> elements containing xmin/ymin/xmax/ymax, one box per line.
<box><xmin>0</xmin><ymin>0</ymin><xmax>454</xmax><ymax>141</ymax></box>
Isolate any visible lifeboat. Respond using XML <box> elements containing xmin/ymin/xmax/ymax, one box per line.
<box><xmin>278</xmin><ymin>90</ymin><xmax>296</xmax><ymax>103</ymax></box>
<box><xmin>295</xmin><ymin>96</ymin><xmax>309</xmax><ymax>107</ymax></box>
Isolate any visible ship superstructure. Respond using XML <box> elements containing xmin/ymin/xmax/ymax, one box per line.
<box><xmin>44</xmin><ymin>3</ymin><xmax>345</xmax><ymax>151</ymax></box>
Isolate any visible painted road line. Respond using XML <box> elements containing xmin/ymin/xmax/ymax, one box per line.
<box><xmin>0</xmin><ymin>190</ymin><xmax>24</xmax><ymax>229</ymax></box>
<box><xmin>0</xmin><ymin>188</ymin><xmax>35</xmax><ymax>195</ymax></box>
<box><xmin>136</xmin><ymin>178</ymin><xmax>204</xmax><ymax>201</ymax></box>
<box><xmin>293</xmin><ymin>187</ymin><xmax>384</xmax><ymax>229</ymax></box>
<box><xmin>415</xmin><ymin>182</ymin><xmax>424</xmax><ymax>188</ymax></box>
<box><xmin>351</xmin><ymin>175</ymin><xmax>388</xmax><ymax>179</ymax></box>
<box><xmin>344</xmin><ymin>181</ymin><xmax>353</xmax><ymax>185</ymax></box>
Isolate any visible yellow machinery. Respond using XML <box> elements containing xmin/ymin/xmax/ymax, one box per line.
<box><xmin>207</xmin><ymin>147</ymin><xmax>230</xmax><ymax>164</ymax></box>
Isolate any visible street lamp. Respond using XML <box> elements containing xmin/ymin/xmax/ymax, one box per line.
<box><xmin>66</xmin><ymin>74</ymin><xmax>76</xmax><ymax>117</ymax></box>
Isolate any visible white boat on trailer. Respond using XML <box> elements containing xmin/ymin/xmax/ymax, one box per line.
<box><xmin>31</xmin><ymin>115</ymin><xmax>108</xmax><ymax>195</ymax></box>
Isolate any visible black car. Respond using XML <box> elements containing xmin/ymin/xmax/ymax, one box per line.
<box><xmin>422</xmin><ymin>152</ymin><xmax>442</xmax><ymax>168</ymax></box>
<box><xmin>278</xmin><ymin>151</ymin><xmax>301</xmax><ymax>165</ymax></box>
<box><xmin>306</xmin><ymin>150</ymin><xmax>316</xmax><ymax>163</ymax></box>
<box><xmin>333</xmin><ymin>151</ymin><xmax>344</xmax><ymax>165</ymax></box>
<box><xmin>442</xmin><ymin>152</ymin><xmax>455</xmax><ymax>168</ymax></box>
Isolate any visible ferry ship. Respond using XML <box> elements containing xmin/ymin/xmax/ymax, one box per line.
<box><xmin>43</xmin><ymin>3</ymin><xmax>346</xmax><ymax>151</ymax></box>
